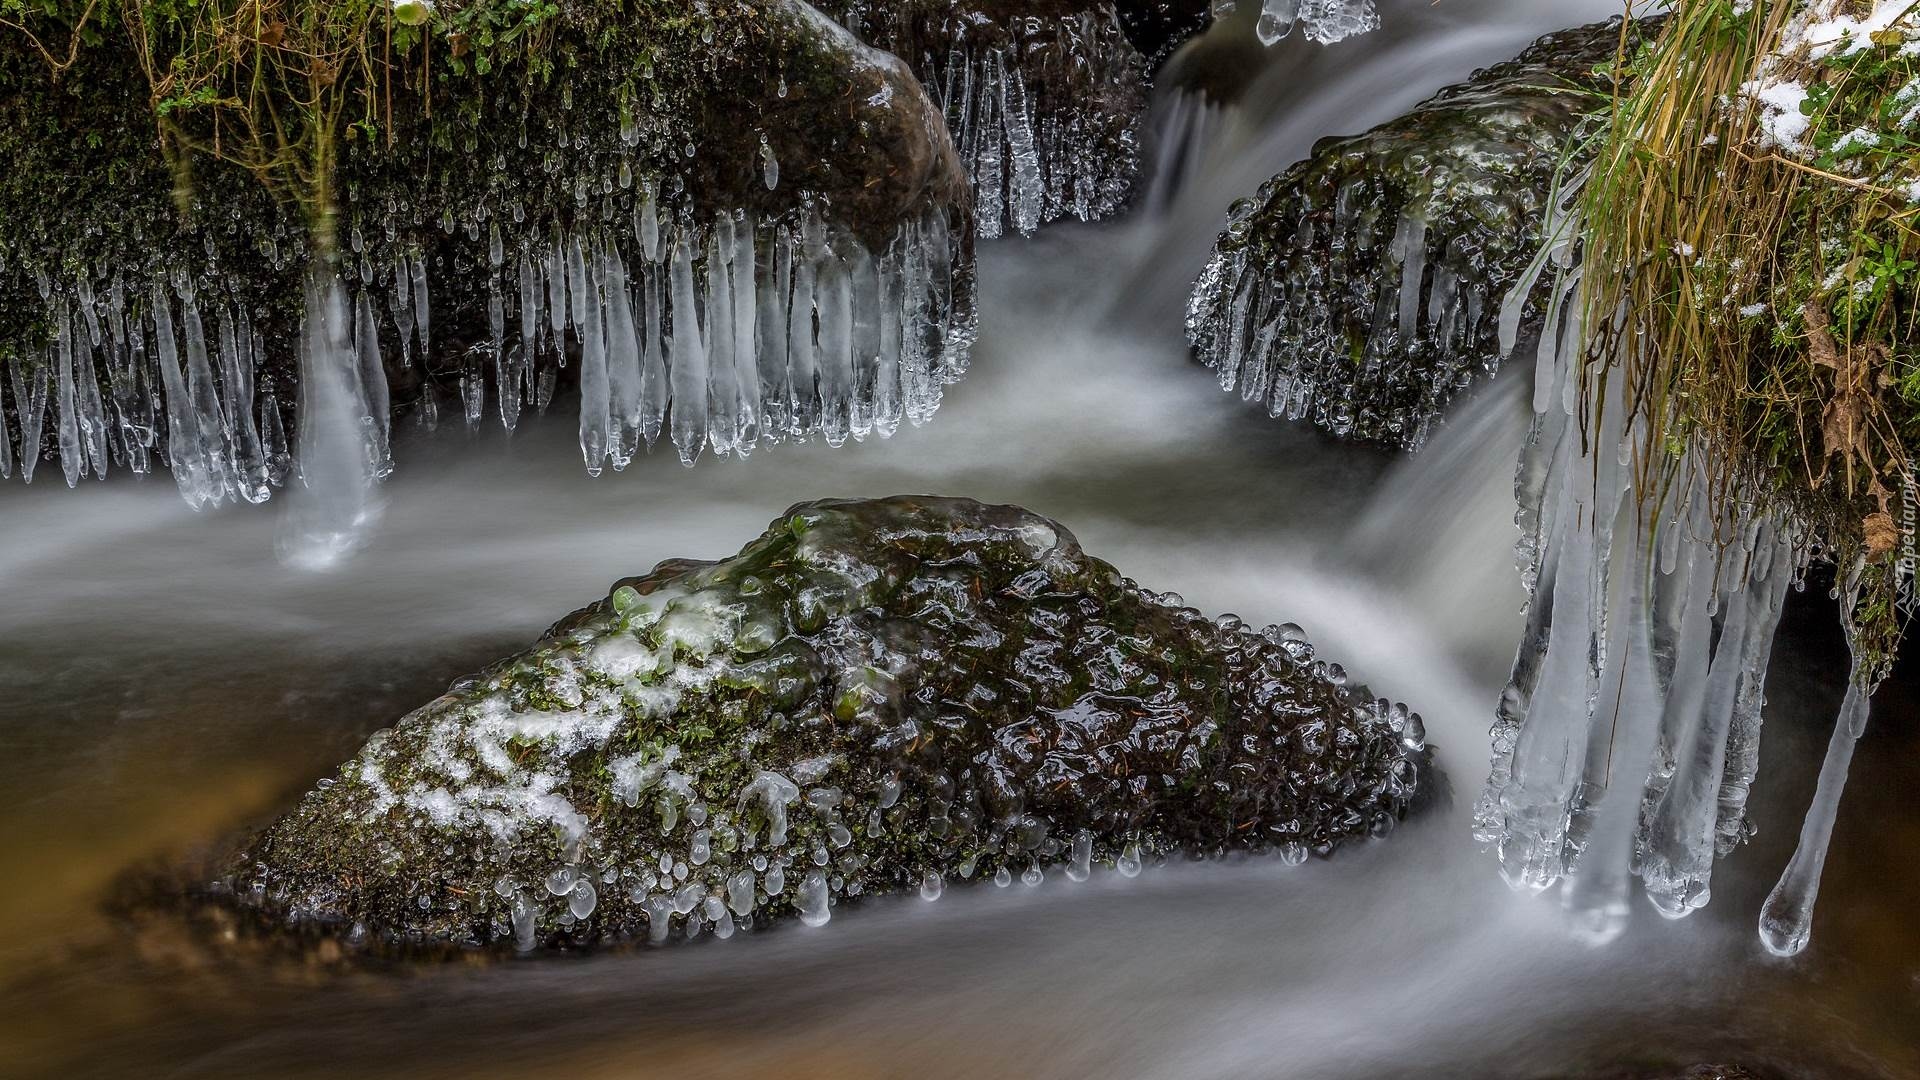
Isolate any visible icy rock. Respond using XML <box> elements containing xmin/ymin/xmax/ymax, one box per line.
<box><xmin>1184</xmin><ymin>20</ymin><xmax>1637</xmax><ymax>450</ymax></box>
<box><xmin>222</xmin><ymin>496</ymin><xmax>1423</xmax><ymax>952</ymax></box>
<box><xmin>0</xmin><ymin>0</ymin><xmax>972</xmax><ymax>501</ymax></box>
<box><xmin>835</xmin><ymin>0</ymin><xmax>1154</xmax><ymax>237</ymax></box>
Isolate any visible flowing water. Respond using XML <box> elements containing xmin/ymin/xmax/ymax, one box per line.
<box><xmin>2</xmin><ymin>4</ymin><xmax>1917</xmax><ymax>1077</ymax></box>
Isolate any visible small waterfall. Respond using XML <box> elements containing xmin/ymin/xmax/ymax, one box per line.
<box><xmin>278</xmin><ymin>270</ymin><xmax>381</xmax><ymax>570</ymax></box>
<box><xmin>1139</xmin><ymin>89</ymin><xmax>1235</xmax><ymax>215</ymax></box>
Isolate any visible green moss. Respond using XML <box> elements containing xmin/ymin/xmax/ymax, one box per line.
<box><xmin>1187</xmin><ymin>20</ymin><xmax>1637</xmax><ymax>448</ymax></box>
<box><xmin>1578</xmin><ymin>0</ymin><xmax>1920</xmax><ymax>679</ymax></box>
<box><xmin>1</xmin><ymin>0</ymin><xmax>966</xmax><ymax>448</ymax></box>
<box><xmin>217</xmin><ymin>496</ymin><xmax>1424</xmax><ymax>954</ymax></box>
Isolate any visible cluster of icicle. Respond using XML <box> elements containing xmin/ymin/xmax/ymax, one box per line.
<box><xmin>1214</xmin><ymin>0</ymin><xmax>1380</xmax><ymax>46</ymax></box>
<box><xmin>1187</xmin><ymin>199</ymin><xmax>1506</xmax><ymax>450</ymax></box>
<box><xmin>1473</xmin><ymin>233</ymin><xmax>1882</xmax><ymax>957</ymax></box>
<box><xmin>484</xmin><ymin>198</ymin><xmax>974</xmax><ymax>472</ymax></box>
<box><xmin>0</xmin><ymin>197</ymin><xmax>974</xmax><ymax>504</ymax></box>
<box><xmin>922</xmin><ymin>20</ymin><xmax>1140</xmax><ymax>239</ymax></box>
<box><xmin>0</xmin><ymin>275</ymin><xmax>292</xmax><ymax>505</ymax></box>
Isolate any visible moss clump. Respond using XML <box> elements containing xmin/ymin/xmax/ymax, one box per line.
<box><xmin>1577</xmin><ymin>0</ymin><xmax>1920</xmax><ymax>677</ymax></box>
<box><xmin>221</xmin><ymin>496</ymin><xmax>1425</xmax><ymax>953</ymax></box>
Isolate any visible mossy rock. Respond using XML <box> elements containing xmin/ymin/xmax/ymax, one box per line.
<box><xmin>0</xmin><ymin>0</ymin><xmax>969</xmax><ymax>445</ymax></box>
<box><xmin>1185</xmin><ymin>19</ymin><xmax>1638</xmax><ymax>450</ymax></box>
<box><xmin>220</xmin><ymin>495</ymin><xmax>1426</xmax><ymax>953</ymax></box>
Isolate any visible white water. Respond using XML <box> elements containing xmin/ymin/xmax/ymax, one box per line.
<box><xmin>0</xmin><ymin>3</ymin><xmax>1911</xmax><ymax>1076</ymax></box>
<box><xmin>2</xmin><ymin>224</ymin><xmax>1908</xmax><ymax>1079</ymax></box>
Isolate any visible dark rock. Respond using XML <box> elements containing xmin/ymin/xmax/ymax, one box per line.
<box><xmin>223</xmin><ymin>495</ymin><xmax>1426</xmax><ymax>952</ymax></box>
<box><xmin>1184</xmin><ymin>19</ymin><xmax>1637</xmax><ymax>450</ymax></box>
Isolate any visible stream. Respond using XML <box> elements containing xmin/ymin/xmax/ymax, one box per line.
<box><xmin>1</xmin><ymin>3</ymin><xmax>1916</xmax><ymax>1076</ymax></box>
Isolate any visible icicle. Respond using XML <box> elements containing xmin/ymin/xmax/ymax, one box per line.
<box><xmin>604</xmin><ymin>247</ymin><xmax>641</xmax><ymax>470</ymax></box>
<box><xmin>411</xmin><ymin>252</ymin><xmax>431</xmax><ymax>354</ymax></box>
<box><xmin>638</xmin><ymin>182</ymin><xmax>660</xmax><ymax>262</ymax></box>
<box><xmin>76</xmin><ymin>320</ymin><xmax>108</xmax><ymax>481</ymax></box>
<box><xmin>1390</xmin><ymin>215</ymin><xmax>1428</xmax><ymax>341</ymax></box>
<box><xmin>788</xmin><ymin>216</ymin><xmax>820</xmax><ymax>438</ymax></box>
<box><xmin>354</xmin><ymin>291</ymin><xmax>392</xmax><ymax>480</ymax></box>
<box><xmin>816</xmin><ymin>242</ymin><xmax>853</xmax><ymax>447</ymax></box>
<box><xmin>973</xmin><ymin>54</ymin><xmax>1005</xmax><ymax>241</ymax></box>
<box><xmin>391</xmin><ymin>253</ymin><xmax>416</xmax><ymax>366</ymax></box>
<box><xmin>640</xmin><ymin>259</ymin><xmax>667</xmax><ymax>447</ymax></box>
<box><xmin>0</xmin><ymin>365</ymin><xmax>13</xmax><ymax>479</ymax></box>
<box><xmin>50</xmin><ymin>305</ymin><xmax>81</xmax><ymax>486</ymax></box>
<box><xmin>577</xmin><ymin>239</ymin><xmax>610</xmax><ymax>475</ymax></box>
<box><xmin>1636</xmin><ymin>552</ymin><xmax>1752</xmax><ymax>917</ymax></box>
<box><xmin>222</xmin><ymin>308</ymin><xmax>271</xmax><ymax>502</ymax></box>
<box><xmin>261</xmin><ymin>387</ymin><xmax>291</xmax><ymax>487</ymax></box>
<box><xmin>1495</xmin><ymin>444</ymin><xmax>1598</xmax><ymax>893</ymax></box>
<box><xmin>14</xmin><ymin>354</ymin><xmax>47</xmax><ymax>484</ymax></box>
<box><xmin>1562</xmin><ymin>501</ymin><xmax>1662</xmax><ymax>945</ymax></box>
<box><xmin>1757</xmin><ymin>656</ymin><xmax>1872</xmax><ymax>957</ymax></box>
<box><xmin>566</xmin><ymin>232</ymin><xmax>590</xmax><ymax>334</ymax></box>
<box><xmin>180</xmin><ymin>287</ymin><xmax>233</xmax><ymax>500</ymax></box>
<box><xmin>1715</xmin><ymin>530</ymin><xmax>1794</xmax><ymax>856</ymax></box>
<box><xmin>150</xmin><ymin>286</ymin><xmax>208</xmax><ymax>505</ymax></box>
<box><xmin>760</xmin><ymin>135</ymin><xmax>780</xmax><ymax>191</ymax></box>
<box><xmin>705</xmin><ymin>223</ymin><xmax>737</xmax><ymax>457</ymax></box>
<box><xmin>848</xmin><ymin>241</ymin><xmax>879</xmax><ymax>441</ymax></box>
<box><xmin>546</xmin><ymin>237</ymin><xmax>569</xmax><ymax>344</ymax></box>
<box><xmin>999</xmin><ymin>50</ymin><xmax>1042</xmax><ymax>237</ymax></box>
<box><xmin>668</xmin><ymin>226</ymin><xmax>708</xmax><ymax>466</ymax></box>
<box><xmin>758</xmin><ymin>229</ymin><xmax>791</xmax><ymax>440</ymax></box>
<box><xmin>486</xmin><ymin>285</ymin><xmax>506</xmax><ymax>432</ymax></box>
<box><xmin>875</xmin><ymin>248</ymin><xmax>904</xmax><ymax>439</ymax></box>
<box><xmin>723</xmin><ymin>214</ymin><xmax>756</xmax><ymax>454</ymax></box>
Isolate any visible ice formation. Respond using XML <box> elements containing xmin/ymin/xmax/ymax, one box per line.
<box><xmin>1184</xmin><ymin>23</ymin><xmax>1623</xmax><ymax>449</ymax></box>
<box><xmin>1473</xmin><ymin>232</ymin><xmax>1884</xmax><ymax>956</ymax></box>
<box><xmin>224</xmin><ymin>496</ymin><xmax>1423</xmax><ymax>952</ymax></box>
<box><xmin>0</xmin><ymin>202</ymin><xmax>974</xmax><ymax>502</ymax></box>
<box><xmin>833</xmin><ymin>4</ymin><xmax>1149</xmax><ymax>238</ymax></box>
<box><xmin>1250</xmin><ymin>0</ymin><xmax>1380</xmax><ymax>46</ymax></box>
<box><xmin>1</xmin><ymin>0</ymin><xmax>975</xmax><ymax>510</ymax></box>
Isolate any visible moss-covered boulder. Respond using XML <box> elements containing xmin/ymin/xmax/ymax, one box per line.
<box><xmin>225</xmin><ymin>495</ymin><xmax>1426</xmax><ymax>951</ymax></box>
<box><xmin>1184</xmin><ymin>20</ymin><xmax>1635</xmax><ymax>450</ymax></box>
<box><xmin>0</xmin><ymin>0</ymin><xmax>974</xmax><ymax>489</ymax></box>
<box><xmin>836</xmin><ymin>0</ymin><xmax>1151</xmax><ymax>238</ymax></box>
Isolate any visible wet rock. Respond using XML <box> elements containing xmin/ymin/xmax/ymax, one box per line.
<box><xmin>835</xmin><ymin>0</ymin><xmax>1152</xmax><ymax>237</ymax></box>
<box><xmin>223</xmin><ymin>496</ymin><xmax>1425</xmax><ymax>952</ymax></box>
<box><xmin>0</xmin><ymin>0</ymin><xmax>972</xmax><ymax>478</ymax></box>
<box><xmin>1184</xmin><ymin>20</ymin><xmax>1636</xmax><ymax>450</ymax></box>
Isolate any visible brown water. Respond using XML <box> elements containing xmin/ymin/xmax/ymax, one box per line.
<box><xmin>4</xmin><ymin>7</ymin><xmax>1918</xmax><ymax>1075</ymax></box>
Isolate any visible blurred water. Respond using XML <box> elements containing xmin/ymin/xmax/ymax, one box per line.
<box><xmin>0</xmin><ymin>4</ymin><xmax>1915</xmax><ymax>1077</ymax></box>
